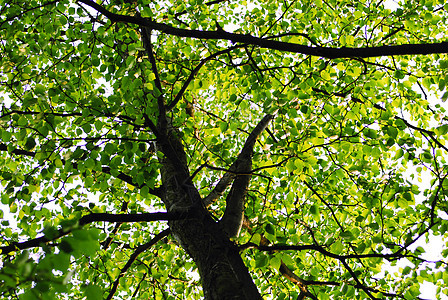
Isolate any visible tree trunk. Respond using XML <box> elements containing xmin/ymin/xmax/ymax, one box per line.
<box><xmin>157</xmin><ymin>127</ymin><xmax>262</xmax><ymax>299</ymax></box>
<box><xmin>169</xmin><ymin>211</ymin><xmax>262</xmax><ymax>299</ymax></box>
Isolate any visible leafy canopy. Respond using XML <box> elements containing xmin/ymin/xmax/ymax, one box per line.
<box><xmin>1</xmin><ymin>0</ymin><xmax>448</xmax><ymax>299</ymax></box>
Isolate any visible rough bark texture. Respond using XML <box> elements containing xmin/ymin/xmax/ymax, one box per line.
<box><xmin>220</xmin><ymin>173</ymin><xmax>251</xmax><ymax>237</ymax></box>
<box><xmin>220</xmin><ymin>114</ymin><xmax>274</xmax><ymax>237</ymax></box>
<box><xmin>168</xmin><ymin>210</ymin><xmax>262</xmax><ymax>299</ymax></box>
<box><xmin>157</xmin><ymin>125</ymin><xmax>263</xmax><ymax>299</ymax></box>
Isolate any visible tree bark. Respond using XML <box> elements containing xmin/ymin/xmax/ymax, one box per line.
<box><xmin>169</xmin><ymin>209</ymin><xmax>262</xmax><ymax>299</ymax></box>
<box><xmin>157</xmin><ymin>126</ymin><xmax>262</xmax><ymax>299</ymax></box>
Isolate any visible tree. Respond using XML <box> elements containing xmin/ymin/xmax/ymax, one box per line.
<box><xmin>1</xmin><ymin>0</ymin><xmax>448</xmax><ymax>299</ymax></box>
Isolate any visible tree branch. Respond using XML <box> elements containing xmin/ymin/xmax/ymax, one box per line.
<box><xmin>242</xmin><ymin>219</ymin><xmax>318</xmax><ymax>299</ymax></box>
<box><xmin>0</xmin><ymin>110</ymin><xmax>82</xmax><ymax>119</ymax></box>
<box><xmin>219</xmin><ymin>168</ymin><xmax>251</xmax><ymax>237</ymax></box>
<box><xmin>315</xmin><ymin>88</ymin><xmax>448</xmax><ymax>153</ymax></box>
<box><xmin>102</xmin><ymin>201</ymin><xmax>128</xmax><ymax>250</ymax></box>
<box><xmin>219</xmin><ymin>114</ymin><xmax>274</xmax><ymax>237</ymax></box>
<box><xmin>0</xmin><ymin>145</ymin><xmax>161</xmax><ymax>197</ymax></box>
<box><xmin>369</xmin><ymin>102</ymin><xmax>448</xmax><ymax>153</ymax></box>
<box><xmin>247</xmin><ymin>243</ymin><xmax>417</xmax><ymax>261</ymax></box>
<box><xmin>0</xmin><ymin>0</ymin><xmax>59</xmax><ymax>26</ymax></box>
<box><xmin>140</xmin><ymin>25</ymin><xmax>166</xmax><ymax>131</ymax></box>
<box><xmin>100</xmin><ymin>166</ymin><xmax>162</xmax><ymax>197</ymax></box>
<box><xmin>340</xmin><ymin>259</ymin><xmax>377</xmax><ymax>300</ymax></box>
<box><xmin>203</xmin><ymin>115</ymin><xmax>273</xmax><ymax>206</ymax></box>
<box><xmin>78</xmin><ymin>212</ymin><xmax>182</xmax><ymax>225</ymax></box>
<box><xmin>166</xmin><ymin>45</ymin><xmax>242</xmax><ymax>111</ymax></box>
<box><xmin>204</xmin><ymin>114</ymin><xmax>274</xmax><ymax>207</ymax></box>
<box><xmin>0</xmin><ymin>143</ymin><xmax>35</xmax><ymax>157</ymax></box>
<box><xmin>303</xmin><ymin>181</ymin><xmax>344</xmax><ymax>231</ymax></box>
<box><xmin>0</xmin><ymin>212</ymin><xmax>179</xmax><ymax>255</ymax></box>
<box><xmin>279</xmin><ymin>262</ymin><xmax>318</xmax><ymax>300</ymax></box>
<box><xmin>77</xmin><ymin>0</ymin><xmax>448</xmax><ymax>59</ymax></box>
<box><xmin>243</xmin><ymin>242</ymin><xmax>426</xmax><ymax>299</ymax></box>
<box><xmin>106</xmin><ymin>229</ymin><xmax>170</xmax><ymax>300</ymax></box>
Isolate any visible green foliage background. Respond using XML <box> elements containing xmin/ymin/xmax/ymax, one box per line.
<box><xmin>1</xmin><ymin>0</ymin><xmax>448</xmax><ymax>299</ymax></box>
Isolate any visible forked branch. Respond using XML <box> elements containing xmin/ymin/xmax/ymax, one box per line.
<box><xmin>204</xmin><ymin>114</ymin><xmax>274</xmax><ymax>207</ymax></box>
<box><xmin>207</xmin><ymin>114</ymin><xmax>274</xmax><ymax>237</ymax></box>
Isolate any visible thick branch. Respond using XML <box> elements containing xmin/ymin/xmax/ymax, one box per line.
<box><xmin>279</xmin><ymin>262</ymin><xmax>318</xmax><ymax>300</ymax></box>
<box><xmin>202</xmin><ymin>169</ymin><xmax>234</xmax><ymax>207</ymax></box>
<box><xmin>140</xmin><ymin>25</ymin><xmax>167</xmax><ymax>131</ymax></box>
<box><xmin>204</xmin><ymin>114</ymin><xmax>274</xmax><ymax>207</ymax></box>
<box><xmin>245</xmin><ymin>243</ymin><xmax>418</xmax><ymax>261</ymax></box>
<box><xmin>77</xmin><ymin>0</ymin><xmax>448</xmax><ymax>59</ymax></box>
<box><xmin>0</xmin><ymin>143</ymin><xmax>35</xmax><ymax>157</ymax></box>
<box><xmin>78</xmin><ymin>212</ymin><xmax>182</xmax><ymax>225</ymax></box>
<box><xmin>1</xmin><ymin>212</ymin><xmax>179</xmax><ymax>255</ymax></box>
<box><xmin>219</xmin><ymin>114</ymin><xmax>274</xmax><ymax>237</ymax></box>
<box><xmin>219</xmin><ymin>169</ymin><xmax>251</xmax><ymax>237</ymax></box>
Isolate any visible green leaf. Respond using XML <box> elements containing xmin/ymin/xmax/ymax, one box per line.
<box><xmin>265</xmin><ymin>223</ymin><xmax>276</xmax><ymax>236</ymax></box>
<box><xmin>387</xmin><ymin>126</ymin><xmax>398</xmax><ymax>139</ymax></box>
<box><xmin>270</xmin><ymin>255</ymin><xmax>281</xmax><ymax>270</ymax></box>
<box><xmin>397</xmin><ymin>197</ymin><xmax>408</xmax><ymax>208</ymax></box>
<box><xmin>34</xmin><ymin>84</ymin><xmax>46</xmax><ymax>95</ymax></box>
<box><xmin>255</xmin><ymin>254</ymin><xmax>268</xmax><ymax>268</ymax></box>
<box><xmin>24</xmin><ymin>137</ymin><xmax>36</xmax><ymax>150</ymax></box>
<box><xmin>84</xmin><ymin>285</ymin><xmax>103</xmax><ymax>300</ymax></box>
<box><xmin>104</xmin><ymin>143</ymin><xmax>116</xmax><ymax>155</ymax></box>
<box><xmin>331</xmin><ymin>240</ymin><xmax>343</xmax><ymax>254</ymax></box>
<box><xmin>309</xmin><ymin>204</ymin><xmax>319</xmax><ymax>216</ymax></box>
<box><xmin>395</xmin><ymin>119</ymin><xmax>407</xmax><ymax>130</ymax></box>
<box><xmin>281</xmin><ymin>254</ymin><xmax>295</xmax><ymax>268</ymax></box>
<box><xmin>251</xmin><ymin>233</ymin><xmax>261</xmax><ymax>245</ymax></box>
<box><xmin>436</xmin><ymin>124</ymin><xmax>448</xmax><ymax>135</ymax></box>
<box><xmin>52</xmin><ymin>253</ymin><xmax>71</xmax><ymax>272</ymax></box>
<box><xmin>321</xmin><ymin>70</ymin><xmax>331</xmax><ymax>80</ymax></box>
<box><xmin>300</xmin><ymin>105</ymin><xmax>309</xmax><ymax>114</ymax></box>
<box><xmin>340</xmin><ymin>231</ymin><xmax>354</xmax><ymax>241</ymax></box>
<box><xmin>286</xmin><ymin>160</ymin><xmax>295</xmax><ymax>172</ymax></box>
